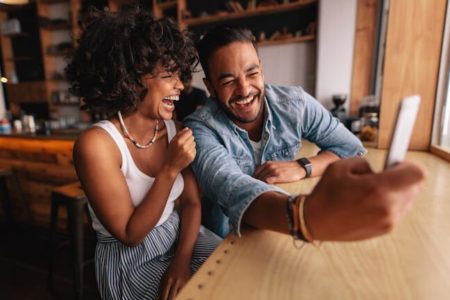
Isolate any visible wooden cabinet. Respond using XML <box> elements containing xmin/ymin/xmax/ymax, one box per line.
<box><xmin>0</xmin><ymin>135</ymin><xmax>78</xmax><ymax>228</ymax></box>
<box><xmin>153</xmin><ymin>0</ymin><xmax>318</xmax><ymax>47</ymax></box>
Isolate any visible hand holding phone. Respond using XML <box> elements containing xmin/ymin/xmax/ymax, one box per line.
<box><xmin>384</xmin><ymin>95</ymin><xmax>421</xmax><ymax>169</ymax></box>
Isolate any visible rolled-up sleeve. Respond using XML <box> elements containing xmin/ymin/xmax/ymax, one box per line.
<box><xmin>301</xmin><ymin>91</ymin><xmax>367</xmax><ymax>158</ymax></box>
<box><xmin>187</xmin><ymin>120</ymin><xmax>285</xmax><ymax>236</ymax></box>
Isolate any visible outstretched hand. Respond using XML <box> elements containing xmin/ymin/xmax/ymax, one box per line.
<box><xmin>303</xmin><ymin>158</ymin><xmax>425</xmax><ymax>241</ymax></box>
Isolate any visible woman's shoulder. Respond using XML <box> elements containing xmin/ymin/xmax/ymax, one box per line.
<box><xmin>74</xmin><ymin>124</ymin><xmax>121</xmax><ymax>164</ymax></box>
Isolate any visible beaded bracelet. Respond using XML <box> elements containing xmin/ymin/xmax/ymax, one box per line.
<box><xmin>286</xmin><ymin>195</ymin><xmax>306</xmax><ymax>249</ymax></box>
<box><xmin>298</xmin><ymin>195</ymin><xmax>321</xmax><ymax>249</ymax></box>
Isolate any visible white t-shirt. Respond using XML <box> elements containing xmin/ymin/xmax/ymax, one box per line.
<box><xmin>250</xmin><ymin>139</ymin><xmax>262</xmax><ymax>165</ymax></box>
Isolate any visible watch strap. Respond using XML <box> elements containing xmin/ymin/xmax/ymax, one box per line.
<box><xmin>296</xmin><ymin>157</ymin><xmax>312</xmax><ymax>178</ymax></box>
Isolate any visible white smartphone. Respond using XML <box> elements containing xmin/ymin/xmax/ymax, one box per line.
<box><xmin>384</xmin><ymin>95</ymin><xmax>421</xmax><ymax>169</ymax></box>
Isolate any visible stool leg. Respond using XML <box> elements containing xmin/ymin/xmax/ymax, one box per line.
<box><xmin>11</xmin><ymin>172</ymin><xmax>31</xmax><ymax>222</ymax></box>
<box><xmin>68</xmin><ymin>200</ymin><xmax>85</xmax><ymax>300</ymax></box>
<box><xmin>47</xmin><ymin>196</ymin><xmax>59</xmax><ymax>289</ymax></box>
<box><xmin>0</xmin><ymin>178</ymin><xmax>12</xmax><ymax>224</ymax></box>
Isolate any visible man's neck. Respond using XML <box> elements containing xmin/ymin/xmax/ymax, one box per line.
<box><xmin>235</xmin><ymin>107</ymin><xmax>265</xmax><ymax>142</ymax></box>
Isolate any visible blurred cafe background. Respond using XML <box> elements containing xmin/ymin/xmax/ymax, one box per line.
<box><xmin>0</xmin><ymin>0</ymin><xmax>449</xmax><ymax>299</ymax></box>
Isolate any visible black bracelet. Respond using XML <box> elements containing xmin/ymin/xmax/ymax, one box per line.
<box><xmin>286</xmin><ymin>195</ymin><xmax>296</xmax><ymax>238</ymax></box>
<box><xmin>286</xmin><ymin>195</ymin><xmax>306</xmax><ymax>246</ymax></box>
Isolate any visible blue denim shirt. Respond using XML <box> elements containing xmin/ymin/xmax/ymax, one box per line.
<box><xmin>185</xmin><ymin>84</ymin><xmax>366</xmax><ymax>237</ymax></box>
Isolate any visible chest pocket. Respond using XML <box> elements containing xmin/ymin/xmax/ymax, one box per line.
<box><xmin>265</xmin><ymin>142</ymin><xmax>301</xmax><ymax>162</ymax></box>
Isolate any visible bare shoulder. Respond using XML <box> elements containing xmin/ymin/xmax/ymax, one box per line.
<box><xmin>74</xmin><ymin>126</ymin><xmax>121</xmax><ymax>167</ymax></box>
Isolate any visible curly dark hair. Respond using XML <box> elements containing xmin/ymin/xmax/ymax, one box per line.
<box><xmin>65</xmin><ymin>7</ymin><xmax>198</xmax><ymax>115</ymax></box>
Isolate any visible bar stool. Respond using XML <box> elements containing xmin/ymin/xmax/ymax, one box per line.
<box><xmin>48</xmin><ymin>181</ymin><xmax>91</xmax><ymax>300</ymax></box>
<box><xmin>0</xmin><ymin>165</ymin><xmax>29</xmax><ymax>224</ymax></box>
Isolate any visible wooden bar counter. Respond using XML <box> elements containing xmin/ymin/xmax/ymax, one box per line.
<box><xmin>0</xmin><ymin>132</ymin><xmax>78</xmax><ymax>227</ymax></box>
<box><xmin>177</xmin><ymin>146</ymin><xmax>450</xmax><ymax>300</ymax></box>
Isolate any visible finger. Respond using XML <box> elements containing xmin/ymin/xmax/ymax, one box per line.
<box><xmin>254</xmin><ymin>165</ymin><xmax>272</xmax><ymax>181</ymax></box>
<box><xmin>330</xmin><ymin>157</ymin><xmax>372</xmax><ymax>175</ymax></box>
<box><xmin>253</xmin><ymin>165</ymin><xmax>263</xmax><ymax>177</ymax></box>
<box><xmin>160</xmin><ymin>279</ymin><xmax>172</xmax><ymax>300</ymax></box>
<box><xmin>168</xmin><ymin>281</ymin><xmax>180</xmax><ymax>300</ymax></box>
<box><xmin>348</xmin><ymin>158</ymin><xmax>373</xmax><ymax>175</ymax></box>
<box><xmin>175</xmin><ymin>128</ymin><xmax>193</xmax><ymax>143</ymax></box>
<box><xmin>377</xmin><ymin>161</ymin><xmax>425</xmax><ymax>190</ymax></box>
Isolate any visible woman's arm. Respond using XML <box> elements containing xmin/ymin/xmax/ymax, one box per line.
<box><xmin>74</xmin><ymin>127</ymin><xmax>195</xmax><ymax>246</ymax></box>
<box><xmin>175</xmin><ymin>167</ymin><xmax>202</xmax><ymax>259</ymax></box>
<box><xmin>159</xmin><ymin>167</ymin><xmax>202</xmax><ymax>300</ymax></box>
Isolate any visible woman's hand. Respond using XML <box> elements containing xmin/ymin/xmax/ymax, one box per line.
<box><xmin>165</xmin><ymin>128</ymin><xmax>196</xmax><ymax>173</ymax></box>
<box><xmin>159</xmin><ymin>256</ymin><xmax>192</xmax><ymax>300</ymax></box>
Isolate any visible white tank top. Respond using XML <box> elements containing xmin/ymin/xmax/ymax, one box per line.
<box><xmin>88</xmin><ymin>119</ymin><xmax>184</xmax><ymax>236</ymax></box>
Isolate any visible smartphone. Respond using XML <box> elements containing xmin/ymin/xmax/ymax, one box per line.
<box><xmin>384</xmin><ymin>95</ymin><xmax>421</xmax><ymax>169</ymax></box>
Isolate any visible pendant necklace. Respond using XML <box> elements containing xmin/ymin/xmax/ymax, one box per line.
<box><xmin>117</xmin><ymin>111</ymin><xmax>159</xmax><ymax>149</ymax></box>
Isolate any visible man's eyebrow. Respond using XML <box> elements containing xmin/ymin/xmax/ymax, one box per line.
<box><xmin>218</xmin><ymin>73</ymin><xmax>234</xmax><ymax>81</ymax></box>
<box><xmin>217</xmin><ymin>64</ymin><xmax>261</xmax><ymax>81</ymax></box>
<box><xmin>245</xmin><ymin>64</ymin><xmax>260</xmax><ymax>73</ymax></box>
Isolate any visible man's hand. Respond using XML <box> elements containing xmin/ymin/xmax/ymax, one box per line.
<box><xmin>159</xmin><ymin>256</ymin><xmax>192</xmax><ymax>300</ymax></box>
<box><xmin>304</xmin><ymin>158</ymin><xmax>425</xmax><ymax>241</ymax></box>
<box><xmin>253</xmin><ymin>161</ymin><xmax>306</xmax><ymax>184</ymax></box>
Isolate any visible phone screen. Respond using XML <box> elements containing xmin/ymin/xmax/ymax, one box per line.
<box><xmin>384</xmin><ymin>95</ymin><xmax>421</xmax><ymax>169</ymax></box>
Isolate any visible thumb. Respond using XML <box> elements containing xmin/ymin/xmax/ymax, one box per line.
<box><xmin>377</xmin><ymin>161</ymin><xmax>425</xmax><ymax>190</ymax></box>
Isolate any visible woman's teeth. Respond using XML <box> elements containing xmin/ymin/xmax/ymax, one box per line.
<box><xmin>164</xmin><ymin>95</ymin><xmax>179</xmax><ymax>101</ymax></box>
<box><xmin>162</xmin><ymin>96</ymin><xmax>179</xmax><ymax>108</ymax></box>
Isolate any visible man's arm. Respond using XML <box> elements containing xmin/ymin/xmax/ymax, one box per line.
<box><xmin>253</xmin><ymin>150</ymin><xmax>339</xmax><ymax>184</ymax></box>
<box><xmin>245</xmin><ymin>158</ymin><xmax>425</xmax><ymax>241</ymax></box>
<box><xmin>187</xmin><ymin>119</ymin><xmax>285</xmax><ymax>236</ymax></box>
<box><xmin>254</xmin><ymin>89</ymin><xmax>366</xmax><ymax>184</ymax></box>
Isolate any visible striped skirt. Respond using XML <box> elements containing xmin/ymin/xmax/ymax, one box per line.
<box><xmin>95</xmin><ymin>212</ymin><xmax>221</xmax><ymax>300</ymax></box>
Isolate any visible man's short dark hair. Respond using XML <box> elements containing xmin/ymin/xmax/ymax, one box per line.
<box><xmin>197</xmin><ymin>26</ymin><xmax>258</xmax><ymax>78</ymax></box>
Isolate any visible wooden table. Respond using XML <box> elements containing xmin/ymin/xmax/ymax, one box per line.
<box><xmin>177</xmin><ymin>147</ymin><xmax>450</xmax><ymax>300</ymax></box>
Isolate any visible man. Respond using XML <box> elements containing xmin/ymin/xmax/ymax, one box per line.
<box><xmin>185</xmin><ymin>26</ymin><xmax>424</xmax><ymax>242</ymax></box>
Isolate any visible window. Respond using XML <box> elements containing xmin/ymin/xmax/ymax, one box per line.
<box><xmin>432</xmin><ymin>3</ymin><xmax>450</xmax><ymax>160</ymax></box>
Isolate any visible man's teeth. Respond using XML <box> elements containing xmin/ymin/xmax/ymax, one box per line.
<box><xmin>235</xmin><ymin>95</ymin><xmax>254</xmax><ymax>105</ymax></box>
<box><xmin>163</xmin><ymin>95</ymin><xmax>179</xmax><ymax>101</ymax></box>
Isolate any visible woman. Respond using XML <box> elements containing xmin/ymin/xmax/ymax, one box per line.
<box><xmin>66</xmin><ymin>8</ymin><xmax>221</xmax><ymax>300</ymax></box>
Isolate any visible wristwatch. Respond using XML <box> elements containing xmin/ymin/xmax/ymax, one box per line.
<box><xmin>296</xmin><ymin>157</ymin><xmax>312</xmax><ymax>178</ymax></box>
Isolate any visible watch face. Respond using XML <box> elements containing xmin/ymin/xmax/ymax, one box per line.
<box><xmin>297</xmin><ymin>157</ymin><xmax>312</xmax><ymax>177</ymax></box>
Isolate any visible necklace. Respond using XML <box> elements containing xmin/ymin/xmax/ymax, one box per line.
<box><xmin>117</xmin><ymin>111</ymin><xmax>159</xmax><ymax>149</ymax></box>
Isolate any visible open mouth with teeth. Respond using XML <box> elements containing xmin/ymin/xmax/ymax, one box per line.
<box><xmin>231</xmin><ymin>94</ymin><xmax>258</xmax><ymax>110</ymax></box>
<box><xmin>162</xmin><ymin>95</ymin><xmax>179</xmax><ymax>110</ymax></box>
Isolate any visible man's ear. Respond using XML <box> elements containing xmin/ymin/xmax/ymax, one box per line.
<box><xmin>259</xmin><ymin>59</ymin><xmax>264</xmax><ymax>81</ymax></box>
<box><xmin>203</xmin><ymin>78</ymin><xmax>215</xmax><ymax>98</ymax></box>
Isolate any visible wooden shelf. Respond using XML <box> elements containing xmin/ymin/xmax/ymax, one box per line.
<box><xmin>39</xmin><ymin>0</ymin><xmax>69</xmax><ymax>4</ymax></box>
<box><xmin>5</xmin><ymin>56</ymin><xmax>32</xmax><ymax>62</ymax></box>
<box><xmin>184</xmin><ymin>0</ymin><xmax>316</xmax><ymax>27</ymax></box>
<box><xmin>1</xmin><ymin>32</ymin><xmax>29</xmax><ymax>38</ymax></box>
<box><xmin>41</xmin><ymin>23</ymin><xmax>71</xmax><ymax>31</ymax></box>
<box><xmin>46</xmin><ymin>50</ymin><xmax>73</xmax><ymax>57</ymax></box>
<box><xmin>157</xmin><ymin>0</ymin><xmax>177</xmax><ymax>10</ymax></box>
<box><xmin>258</xmin><ymin>34</ymin><xmax>315</xmax><ymax>47</ymax></box>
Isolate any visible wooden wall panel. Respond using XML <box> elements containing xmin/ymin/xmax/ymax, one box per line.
<box><xmin>378</xmin><ymin>0</ymin><xmax>447</xmax><ymax>149</ymax></box>
<box><xmin>350</xmin><ymin>0</ymin><xmax>378</xmax><ymax>116</ymax></box>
